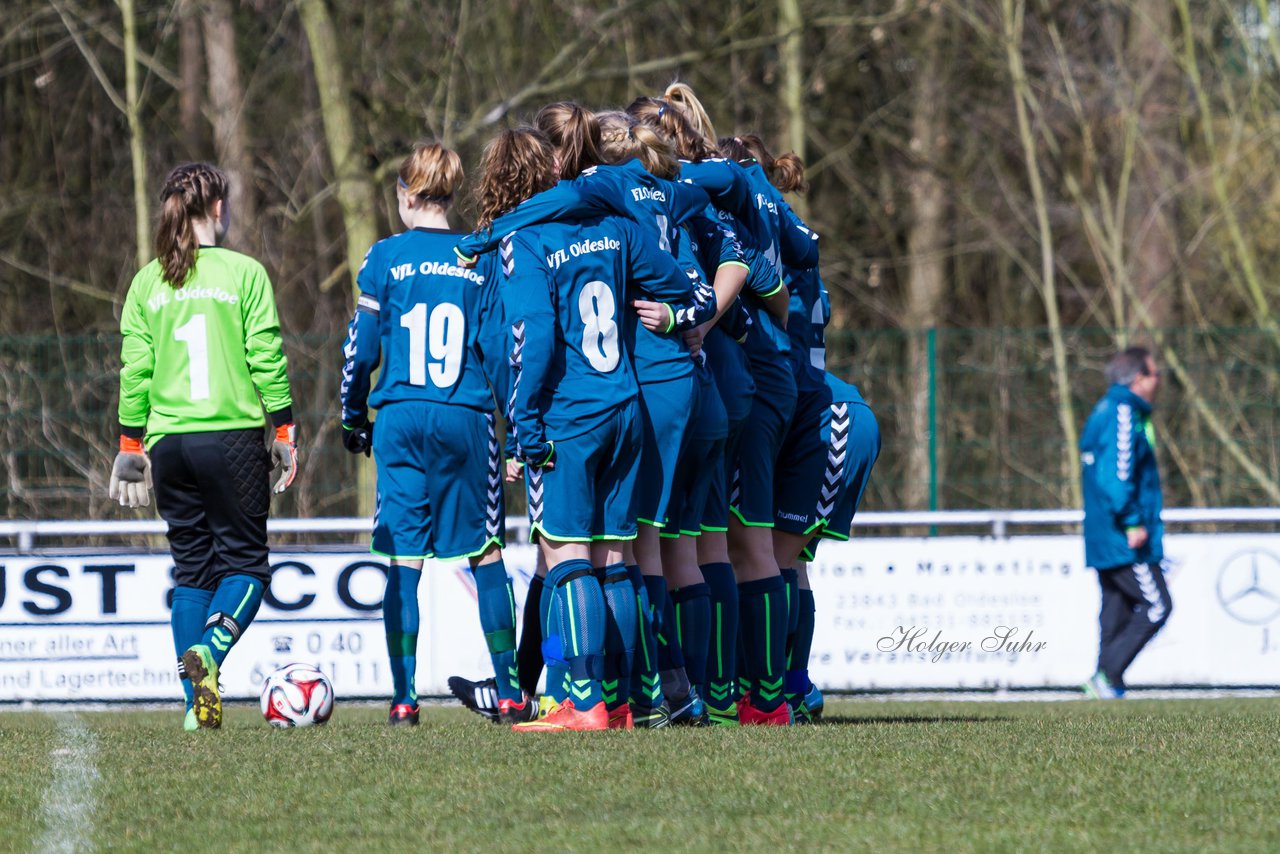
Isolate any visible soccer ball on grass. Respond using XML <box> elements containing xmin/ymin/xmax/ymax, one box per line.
<box><xmin>260</xmin><ymin>663</ymin><xmax>334</xmax><ymax>728</ymax></box>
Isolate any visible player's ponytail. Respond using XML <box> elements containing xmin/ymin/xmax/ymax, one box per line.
<box><xmin>535</xmin><ymin>101</ymin><xmax>602</xmax><ymax>180</ymax></box>
<box><xmin>725</xmin><ymin>132</ymin><xmax>809</xmax><ymax>194</ymax></box>
<box><xmin>155</xmin><ymin>162</ymin><xmax>229</xmax><ymax>288</ymax></box>
<box><xmin>474</xmin><ymin>127</ymin><xmax>558</xmax><ymax>231</ymax></box>
<box><xmin>625</xmin><ymin>96</ymin><xmax>717</xmax><ymax>163</ymax></box>
<box><xmin>597</xmin><ymin>111</ymin><xmax>678</xmax><ymax>180</ymax></box>
<box><xmin>398</xmin><ymin>142</ymin><xmax>464</xmax><ymax>207</ymax></box>
<box><xmin>662</xmin><ymin>81</ymin><xmax>717</xmax><ymax>145</ymax></box>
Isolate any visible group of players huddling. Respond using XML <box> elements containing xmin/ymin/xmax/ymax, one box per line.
<box><xmin>110</xmin><ymin>80</ymin><xmax>880</xmax><ymax>732</ymax></box>
<box><xmin>339</xmin><ymin>83</ymin><xmax>881</xmax><ymax>731</ymax></box>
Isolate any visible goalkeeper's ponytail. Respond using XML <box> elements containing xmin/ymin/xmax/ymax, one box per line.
<box><xmin>156</xmin><ymin>163</ymin><xmax>229</xmax><ymax>288</ymax></box>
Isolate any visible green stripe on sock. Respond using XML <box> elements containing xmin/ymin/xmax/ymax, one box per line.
<box><xmin>485</xmin><ymin>628</ymin><xmax>516</xmax><ymax>654</ymax></box>
<box><xmin>715</xmin><ymin>603</ymin><xmax>723</xmax><ymax>677</ymax></box>
<box><xmin>764</xmin><ymin>592</ymin><xmax>773</xmax><ymax>676</ymax></box>
<box><xmin>637</xmin><ymin>593</ymin><xmax>653</xmax><ymax>669</ymax></box>
<box><xmin>567</xmin><ymin>594</ymin><xmax>579</xmax><ymax>656</ymax></box>
<box><xmin>386</xmin><ymin>632</ymin><xmax>417</xmax><ymax>656</ymax></box>
<box><xmin>231</xmin><ymin>585</ymin><xmax>255</xmax><ymax>620</ymax></box>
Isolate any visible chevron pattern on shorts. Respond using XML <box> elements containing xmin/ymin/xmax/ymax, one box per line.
<box><xmin>814</xmin><ymin>402</ymin><xmax>850</xmax><ymax>524</ymax></box>
<box><xmin>527</xmin><ymin>465</ymin><xmax>544</xmax><ymax>525</ymax></box>
<box><xmin>485</xmin><ymin>413</ymin><xmax>502</xmax><ymax>538</ymax></box>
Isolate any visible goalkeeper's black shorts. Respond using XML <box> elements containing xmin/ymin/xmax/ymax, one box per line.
<box><xmin>151</xmin><ymin>428</ymin><xmax>272</xmax><ymax>589</ymax></box>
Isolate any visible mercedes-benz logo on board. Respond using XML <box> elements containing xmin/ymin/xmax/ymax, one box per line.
<box><xmin>1216</xmin><ymin>550</ymin><xmax>1280</xmax><ymax>626</ymax></box>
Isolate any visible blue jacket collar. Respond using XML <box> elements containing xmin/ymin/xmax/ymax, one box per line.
<box><xmin>1106</xmin><ymin>383</ymin><xmax>1152</xmax><ymax>415</ymax></box>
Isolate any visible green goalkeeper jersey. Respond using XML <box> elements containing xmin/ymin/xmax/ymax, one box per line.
<box><xmin>118</xmin><ymin>247</ymin><xmax>293</xmax><ymax>449</ymax></box>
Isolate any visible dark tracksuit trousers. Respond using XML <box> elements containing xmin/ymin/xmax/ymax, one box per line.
<box><xmin>1096</xmin><ymin>562</ymin><xmax>1172</xmax><ymax>688</ymax></box>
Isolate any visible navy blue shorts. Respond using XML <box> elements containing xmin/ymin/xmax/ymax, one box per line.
<box><xmin>729</xmin><ymin>364</ymin><xmax>797</xmax><ymax>527</ymax></box>
<box><xmin>371</xmin><ymin>402</ymin><xmax>504</xmax><ymax>561</ymax></box>
<box><xmin>526</xmin><ymin>401</ymin><xmax>642</xmax><ymax>542</ymax></box>
<box><xmin>634</xmin><ymin>375</ymin><xmax>696</xmax><ymax>527</ymax></box>
<box><xmin>775</xmin><ymin>396</ymin><xmax>880</xmax><ymax>560</ymax></box>
<box><xmin>664</xmin><ymin>365</ymin><xmax>728</xmax><ymax>538</ymax></box>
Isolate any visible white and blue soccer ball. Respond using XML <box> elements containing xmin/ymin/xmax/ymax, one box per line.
<box><xmin>260</xmin><ymin>663</ymin><xmax>335</xmax><ymax>728</ymax></box>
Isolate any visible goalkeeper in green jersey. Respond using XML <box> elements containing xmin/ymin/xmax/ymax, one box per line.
<box><xmin>111</xmin><ymin>162</ymin><xmax>298</xmax><ymax>731</ymax></box>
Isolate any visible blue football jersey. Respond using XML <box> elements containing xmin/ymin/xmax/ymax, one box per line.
<box><xmin>455</xmin><ymin>160</ymin><xmax>711</xmax><ymax>382</ymax></box>
<box><xmin>455</xmin><ymin>160</ymin><xmax>709</xmax><ymax>260</ymax></box>
<box><xmin>778</xmin><ymin>196</ymin><xmax>821</xmax><ymax>271</ymax></box>
<box><xmin>679</xmin><ymin>213</ymin><xmax>756</xmax><ymax>424</ymax></box>
<box><xmin>677</xmin><ymin>158</ymin><xmax>782</xmax><ymax>286</ymax></box>
<box><xmin>502</xmin><ymin>216</ymin><xmax>695</xmax><ymax>458</ymax></box>
<box><xmin>340</xmin><ymin>228</ymin><xmax>506</xmax><ymax>424</ymax></box>
<box><xmin>784</xmin><ymin>265</ymin><xmax>831</xmax><ymax>394</ymax></box>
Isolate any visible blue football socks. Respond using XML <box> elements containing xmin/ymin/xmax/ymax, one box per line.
<box><xmin>383</xmin><ymin>564</ymin><xmax>422</xmax><ymax>706</ymax></box>
<box><xmin>473</xmin><ymin>560</ymin><xmax>521</xmax><ymax>703</ymax></box>
<box><xmin>546</xmin><ymin>558</ymin><xmax>606</xmax><ymax>709</ymax></box>
<box><xmin>628</xmin><ymin>564</ymin><xmax>662</xmax><ymax>707</ymax></box>
<box><xmin>600</xmin><ymin>563</ymin><xmax>637</xmax><ymax>710</ymax></box>
<box><xmin>200</xmin><ymin>574</ymin><xmax>265</xmax><ymax>667</ymax></box>
<box><xmin>171</xmin><ymin>586</ymin><xmax>213</xmax><ymax>710</ymax></box>
<box><xmin>671</xmin><ymin>583</ymin><xmax>711</xmax><ymax>691</ymax></box>
<box><xmin>700</xmin><ymin>562</ymin><xmax>739</xmax><ymax>712</ymax></box>
<box><xmin>738</xmin><ymin>575</ymin><xmax>787</xmax><ymax>712</ymax></box>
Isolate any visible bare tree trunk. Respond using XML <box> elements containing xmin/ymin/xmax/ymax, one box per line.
<box><xmin>1126</xmin><ymin>0</ymin><xmax>1179</xmax><ymax>328</ymax></box>
<box><xmin>1173</xmin><ymin>0</ymin><xmax>1272</xmax><ymax>331</ymax></box>
<box><xmin>179</xmin><ymin>0</ymin><xmax>203</xmax><ymax>158</ymax></box>
<box><xmin>778</xmin><ymin>0</ymin><xmax>808</xmax><ymax>219</ymax></box>
<box><xmin>902</xmin><ymin>5</ymin><xmax>948</xmax><ymax>510</ymax></box>
<box><xmin>1004</xmin><ymin>0</ymin><xmax>1081</xmax><ymax>507</ymax></box>
<box><xmin>119</xmin><ymin>0</ymin><xmax>149</xmax><ymax>268</ymax></box>
<box><xmin>202</xmin><ymin>0</ymin><xmax>258</xmax><ymax>252</ymax></box>
<box><xmin>297</xmin><ymin>0</ymin><xmax>379</xmax><ymax>516</ymax></box>
<box><xmin>297</xmin><ymin>0</ymin><xmax>379</xmax><ymax>296</ymax></box>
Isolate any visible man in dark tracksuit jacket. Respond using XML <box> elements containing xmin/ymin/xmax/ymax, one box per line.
<box><xmin>1079</xmin><ymin>346</ymin><xmax>1171</xmax><ymax>698</ymax></box>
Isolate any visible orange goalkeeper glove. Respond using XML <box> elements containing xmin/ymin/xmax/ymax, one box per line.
<box><xmin>270</xmin><ymin>423</ymin><xmax>299</xmax><ymax>494</ymax></box>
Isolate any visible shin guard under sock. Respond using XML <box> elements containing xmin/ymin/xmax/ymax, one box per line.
<box><xmin>172</xmin><ymin>586</ymin><xmax>213</xmax><ymax>710</ymax></box>
<box><xmin>540</xmin><ymin>571</ymin><xmax>569</xmax><ymax>701</ymax></box>
<box><xmin>700</xmin><ymin>562</ymin><xmax>739</xmax><ymax>711</ymax></box>
<box><xmin>600</xmin><ymin>563</ymin><xmax>637</xmax><ymax>710</ymax></box>
<box><xmin>546</xmin><ymin>558</ymin><xmax>606</xmax><ymax>709</ymax></box>
<box><xmin>472</xmin><ymin>560</ymin><xmax>521</xmax><ymax>703</ymax></box>
<box><xmin>738</xmin><ymin>575</ymin><xmax>788</xmax><ymax>712</ymax></box>
<box><xmin>383</xmin><ymin>564</ymin><xmax>422</xmax><ymax>706</ymax></box>
<box><xmin>671</xmin><ymin>583</ymin><xmax>711</xmax><ymax>691</ymax></box>
<box><xmin>628</xmin><ymin>565</ymin><xmax>662</xmax><ymax>707</ymax></box>
<box><xmin>516</xmin><ymin>574</ymin><xmax>545</xmax><ymax>698</ymax></box>
<box><xmin>201</xmin><ymin>574</ymin><xmax>265</xmax><ymax>668</ymax></box>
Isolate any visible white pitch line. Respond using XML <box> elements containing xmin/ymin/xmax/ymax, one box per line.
<box><xmin>34</xmin><ymin>712</ymin><xmax>99</xmax><ymax>853</ymax></box>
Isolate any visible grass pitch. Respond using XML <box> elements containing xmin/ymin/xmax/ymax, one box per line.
<box><xmin>3</xmin><ymin>697</ymin><xmax>1278</xmax><ymax>851</ymax></box>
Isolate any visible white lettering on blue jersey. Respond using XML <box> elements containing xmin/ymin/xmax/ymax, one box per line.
<box><xmin>545</xmin><ymin>236</ymin><xmax>622</xmax><ymax>270</ymax></box>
